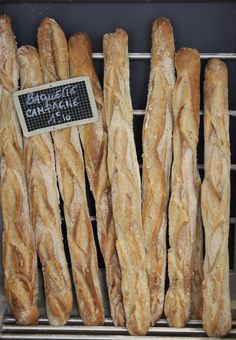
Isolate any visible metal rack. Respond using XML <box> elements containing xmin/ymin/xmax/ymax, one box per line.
<box><xmin>1</xmin><ymin>317</ymin><xmax>236</xmax><ymax>339</ymax></box>
<box><xmin>92</xmin><ymin>52</ymin><xmax>236</xmax><ymax>59</ymax></box>
<box><xmin>1</xmin><ymin>51</ymin><xmax>236</xmax><ymax>339</ymax></box>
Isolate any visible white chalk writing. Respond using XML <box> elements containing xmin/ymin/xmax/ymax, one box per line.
<box><xmin>26</xmin><ymin>84</ymin><xmax>79</xmax><ymax>106</ymax></box>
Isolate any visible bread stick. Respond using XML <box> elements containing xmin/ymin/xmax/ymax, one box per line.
<box><xmin>142</xmin><ymin>18</ymin><xmax>175</xmax><ymax>324</ymax></box>
<box><xmin>68</xmin><ymin>32</ymin><xmax>125</xmax><ymax>326</ymax></box>
<box><xmin>37</xmin><ymin>18</ymin><xmax>104</xmax><ymax>325</ymax></box>
<box><xmin>164</xmin><ymin>48</ymin><xmax>201</xmax><ymax>327</ymax></box>
<box><xmin>201</xmin><ymin>58</ymin><xmax>232</xmax><ymax>337</ymax></box>
<box><xmin>17</xmin><ymin>45</ymin><xmax>73</xmax><ymax>326</ymax></box>
<box><xmin>0</xmin><ymin>16</ymin><xmax>39</xmax><ymax>325</ymax></box>
<box><xmin>103</xmin><ymin>29</ymin><xmax>151</xmax><ymax>335</ymax></box>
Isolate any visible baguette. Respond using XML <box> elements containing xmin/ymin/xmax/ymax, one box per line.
<box><xmin>164</xmin><ymin>48</ymin><xmax>201</xmax><ymax>327</ymax></box>
<box><xmin>37</xmin><ymin>18</ymin><xmax>104</xmax><ymax>325</ymax></box>
<box><xmin>142</xmin><ymin>18</ymin><xmax>175</xmax><ymax>324</ymax></box>
<box><xmin>201</xmin><ymin>59</ymin><xmax>232</xmax><ymax>337</ymax></box>
<box><xmin>17</xmin><ymin>45</ymin><xmax>73</xmax><ymax>326</ymax></box>
<box><xmin>0</xmin><ymin>16</ymin><xmax>39</xmax><ymax>325</ymax></box>
<box><xmin>103</xmin><ymin>29</ymin><xmax>151</xmax><ymax>335</ymax></box>
<box><xmin>68</xmin><ymin>32</ymin><xmax>125</xmax><ymax>326</ymax></box>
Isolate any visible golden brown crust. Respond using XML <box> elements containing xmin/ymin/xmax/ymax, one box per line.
<box><xmin>37</xmin><ymin>18</ymin><xmax>104</xmax><ymax>326</ymax></box>
<box><xmin>179</xmin><ymin>48</ymin><xmax>203</xmax><ymax>321</ymax></box>
<box><xmin>201</xmin><ymin>59</ymin><xmax>231</xmax><ymax>337</ymax></box>
<box><xmin>103</xmin><ymin>29</ymin><xmax>132</xmax><ymax>129</ymax></box>
<box><xmin>191</xmin><ymin>205</ymin><xmax>203</xmax><ymax>320</ymax></box>
<box><xmin>164</xmin><ymin>48</ymin><xmax>201</xmax><ymax>327</ymax></box>
<box><xmin>103</xmin><ymin>29</ymin><xmax>150</xmax><ymax>335</ymax></box>
<box><xmin>68</xmin><ymin>32</ymin><xmax>125</xmax><ymax>326</ymax></box>
<box><xmin>17</xmin><ymin>46</ymin><xmax>43</xmax><ymax>87</ymax></box>
<box><xmin>68</xmin><ymin>33</ymin><xmax>103</xmax><ymax>109</ymax></box>
<box><xmin>142</xmin><ymin>18</ymin><xmax>175</xmax><ymax>324</ymax></box>
<box><xmin>17</xmin><ymin>45</ymin><xmax>73</xmax><ymax>326</ymax></box>
<box><xmin>37</xmin><ymin>17</ymin><xmax>69</xmax><ymax>81</ymax></box>
<box><xmin>0</xmin><ymin>16</ymin><xmax>39</xmax><ymax>325</ymax></box>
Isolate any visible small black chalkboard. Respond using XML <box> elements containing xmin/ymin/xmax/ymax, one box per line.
<box><xmin>13</xmin><ymin>76</ymin><xmax>98</xmax><ymax>137</ymax></box>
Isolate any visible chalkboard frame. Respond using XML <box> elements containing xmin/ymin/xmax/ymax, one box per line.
<box><xmin>13</xmin><ymin>75</ymin><xmax>98</xmax><ymax>137</ymax></box>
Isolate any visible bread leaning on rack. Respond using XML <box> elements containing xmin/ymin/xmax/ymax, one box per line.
<box><xmin>142</xmin><ymin>17</ymin><xmax>175</xmax><ymax>324</ymax></box>
<box><xmin>68</xmin><ymin>32</ymin><xmax>125</xmax><ymax>326</ymax></box>
<box><xmin>17</xmin><ymin>45</ymin><xmax>73</xmax><ymax>326</ymax></box>
<box><xmin>201</xmin><ymin>58</ymin><xmax>232</xmax><ymax>337</ymax></box>
<box><xmin>103</xmin><ymin>29</ymin><xmax>151</xmax><ymax>336</ymax></box>
<box><xmin>37</xmin><ymin>17</ymin><xmax>104</xmax><ymax>325</ymax></box>
<box><xmin>0</xmin><ymin>16</ymin><xmax>39</xmax><ymax>325</ymax></box>
<box><xmin>164</xmin><ymin>48</ymin><xmax>201</xmax><ymax>327</ymax></box>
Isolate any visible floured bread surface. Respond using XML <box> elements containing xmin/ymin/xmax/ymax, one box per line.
<box><xmin>142</xmin><ymin>17</ymin><xmax>175</xmax><ymax>324</ymax></box>
<box><xmin>17</xmin><ymin>45</ymin><xmax>72</xmax><ymax>326</ymax></box>
<box><xmin>164</xmin><ymin>48</ymin><xmax>201</xmax><ymax>327</ymax></box>
<box><xmin>103</xmin><ymin>29</ymin><xmax>150</xmax><ymax>336</ymax></box>
<box><xmin>68</xmin><ymin>32</ymin><xmax>125</xmax><ymax>326</ymax></box>
<box><xmin>201</xmin><ymin>58</ymin><xmax>232</xmax><ymax>337</ymax></box>
<box><xmin>0</xmin><ymin>16</ymin><xmax>39</xmax><ymax>325</ymax></box>
<box><xmin>37</xmin><ymin>17</ymin><xmax>104</xmax><ymax>326</ymax></box>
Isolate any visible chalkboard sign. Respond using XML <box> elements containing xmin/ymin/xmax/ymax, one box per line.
<box><xmin>13</xmin><ymin>76</ymin><xmax>98</xmax><ymax>137</ymax></box>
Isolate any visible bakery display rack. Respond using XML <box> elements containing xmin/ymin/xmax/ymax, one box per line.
<box><xmin>0</xmin><ymin>51</ymin><xmax>236</xmax><ymax>339</ymax></box>
<box><xmin>1</xmin><ymin>0</ymin><xmax>236</xmax><ymax>338</ymax></box>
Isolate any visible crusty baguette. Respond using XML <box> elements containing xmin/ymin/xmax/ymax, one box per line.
<box><xmin>164</xmin><ymin>48</ymin><xmax>201</xmax><ymax>327</ymax></box>
<box><xmin>68</xmin><ymin>32</ymin><xmax>125</xmax><ymax>326</ymax></box>
<box><xmin>0</xmin><ymin>16</ymin><xmax>39</xmax><ymax>325</ymax></box>
<box><xmin>103</xmin><ymin>29</ymin><xmax>151</xmax><ymax>335</ymax></box>
<box><xmin>201</xmin><ymin>59</ymin><xmax>232</xmax><ymax>337</ymax></box>
<box><xmin>17</xmin><ymin>45</ymin><xmax>73</xmax><ymax>326</ymax></box>
<box><xmin>191</xmin><ymin>206</ymin><xmax>203</xmax><ymax>319</ymax></box>
<box><xmin>37</xmin><ymin>17</ymin><xmax>104</xmax><ymax>325</ymax></box>
<box><xmin>142</xmin><ymin>18</ymin><xmax>175</xmax><ymax>324</ymax></box>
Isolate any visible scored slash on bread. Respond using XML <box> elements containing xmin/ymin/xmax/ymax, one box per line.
<box><xmin>103</xmin><ymin>28</ymin><xmax>151</xmax><ymax>336</ymax></box>
<box><xmin>17</xmin><ymin>45</ymin><xmax>73</xmax><ymax>326</ymax></box>
<box><xmin>164</xmin><ymin>48</ymin><xmax>202</xmax><ymax>327</ymax></box>
<box><xmin>142</xmin><ymin>17</ymin><xmax>175</xmax><ymax>325</ymax></box>
<box><xmin>201</xmin><ymin>58</ymin><xmax>232</xmax><ymax>337</ymax></box>
<box><xmin>0</xmin><ymin>16</ymin><xmax>39</xmax><ymax>325</ymax></box>
<box><xmin>68</xmin><ymin>32</ymin><xmax>125</xmax><ymax>327</ymax></box>
<box><xmin>37</xmin><ymin>17</ymin><xmax>105</xmax><ymax>326</ymax></box>
<box><xmin>1</xmin><ymin>14</ymin><xmax>231</xmax><ymax>336</ymax></box>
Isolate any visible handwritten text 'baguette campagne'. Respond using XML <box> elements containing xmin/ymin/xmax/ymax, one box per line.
<box><xmin>25</xmin><ymin>84</ymin><xmax>80</xmax><ymax>124</ymax></box>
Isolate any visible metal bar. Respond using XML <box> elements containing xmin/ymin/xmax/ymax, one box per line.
<box><xmin>2</xmin><ymin>325</ymin><xmax>205</xmax><ymax>333</ymax></box>
<box><xmin>93</xmin><ymin>52</ymin><xmax>236</xmax><ymax>60</ymax></box>
<box><xmin>1</xmin><ymin>318</ymin><xmax>201</xmax><ymax>326</ymax></box>
<box><xmin>0</xmin><ymin>335</ymin><xmax>222</xmax><ymax>340</ymax></box>
<box><xmin>62</xmin><ymin>213</ymin><xmax>236</xmax><ymax>225</ymax></box>
<box><xmin>1</xmin><ymin>325</ymin><xmax>235</xmax><ymax>338</ymax></box>
<box><xmin>1</xmin><ymin>327</ymin><xmax>234</xmax><ymax>336</ymax></box>
<box><xmin>3</xmin><ymin>317</ymin><xmax>236</xmax><ymax>327</ymax></box>
<box><xmin>90</xmin><ymin>216</ymin><xmax>236</xmax><ymax>225</ymax></box>
<box><xmin>3</xmin><ymin>323</ymin><xmax>236</xmax><ymax>334</ymax></box>
<box><xmin>2</xmin><ymin>317</ymin><xmax>236</xmax><ymax>339</ymax></box>
<box><xmin>88</xmin><ymin>215</ymin><xmax>236</xmax><ymax>224</ymax></box>
<box><xmin>137</xmin><ymin>163</ymin><xmax>236</xmax><ymax>171</ymax></box>
<box><xmin>198</xmin><ymin>164</ymin><xmax>236</xmax><ymax>171</ymax></box>
<box><xmin>0</xmin><ymin>296</ymin><xmax>7</xmax><ymax>336</ymax></box>
<box><xmin>133</xmin><ymin>110</ymin><xmax>236</xmax><ymax>116</ymax></box>
<box><xmin>2</xmin><ymin>325</ymin><xmax>129</xmax><ymax>334</ymax></box>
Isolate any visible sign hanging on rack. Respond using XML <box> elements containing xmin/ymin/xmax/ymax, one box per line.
<box><xmin>13</xmin><ymin>76</ymin><xmax>98</xmax><ymax>137</ymax></box>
